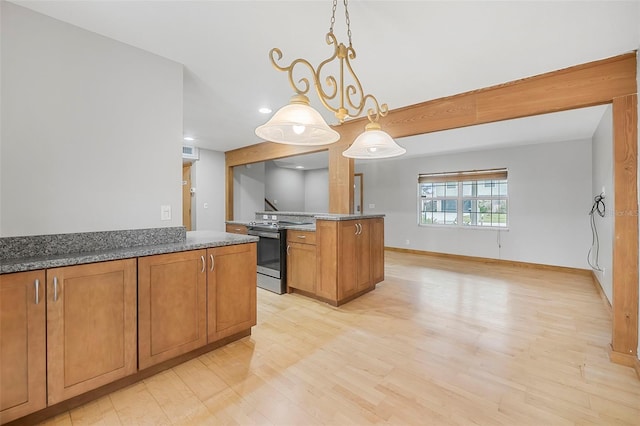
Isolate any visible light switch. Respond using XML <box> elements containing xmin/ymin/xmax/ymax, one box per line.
<box><xmin>160</xmin><ymin>205</ymin><xmax>171</xmax><ymax>221</ymax></box>
<box><xmin>368</xmin><ymin>203</ymin><xmax>375</xmax><ymax>209</ymax></box>
<box><xmin>203</xmin><ymin>203</ymin><xmax>209</xmax><ymax>209</ymax></box>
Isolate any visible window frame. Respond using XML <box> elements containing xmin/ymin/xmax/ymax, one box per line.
<box><xmin>418</xmin><ymin>169</ymin><xmax>509</xmax><ymax>229</ymax></box>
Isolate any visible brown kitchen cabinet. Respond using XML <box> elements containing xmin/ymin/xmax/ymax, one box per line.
<box><xmin>316</xmin><ymin>218</ymin><xmax>383</xmax><ymax>305</ymax></box>
<box><xmin>0</xmin><ymin>270</ymin><xmax>47</xmax><ymax>424</ymax></box>
<box><xmin>207</xmin><ymin>243</ymin><xmax>257</xmax><ymax>342</ymax></box>
<box><xmin>138</xmin><ymin>250</ymin><xmax>208</xmax><ymax>370</ymax></box>
<box><xmin>286</xmin><ymin>230</ymin><xmax>317</xmax><ymax>294</ymax></box>
<box><xmin>225</xmin><ymin>224</ymin><xmax>248</xmax><ymax>235</ymax></box>
<box><xmin>46</xmin><ymin>259</ymin><xmax>137</xmax><ymax>405</ymax></box>
<box><xmin>337</xmin><ymin>220</ymin><xmax>370</xmax><ymax>299</ymax></box>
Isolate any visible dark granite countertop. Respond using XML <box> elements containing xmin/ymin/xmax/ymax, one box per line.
<box><xmin>314</xmin><ymin>214</ymin><xmax>385</xmax><ymax>221</ymax></box>
<box><xmin>253</xmin><ymin>211</ymin><xmax>385</xmax><ymax>221</ymax></box>
<box><xmin>225</xmin><ymin>221</ymin><xmax>252</xmax><ymax>226</ymax></box>
<box><xmin>284</xmin><ymin>224</ymin><xmax>317</xmax><ymax>232</ymax></box>
<box><xmin>226</xmin><ymin>213</ymin><xmax>384</xmax><ymax>232</ymax></box>
<box><xmin>1</xmin><ymin>230</ymin><xmax>257</xmax><ymax>274</ymax></box>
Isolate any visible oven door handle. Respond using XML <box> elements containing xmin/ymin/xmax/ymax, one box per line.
<box><xmin>248</xmin><ymin>231</ymin><xmax>280</xmax><ymax>239</ymax></box>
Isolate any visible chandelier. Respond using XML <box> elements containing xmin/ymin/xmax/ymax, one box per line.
<box><xmin>255</xmin><ymin>0</ymin><xmax>406</xmax><ymax>159</ymax></box>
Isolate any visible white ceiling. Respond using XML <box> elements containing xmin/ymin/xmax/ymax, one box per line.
<box><xmin>11</xmin><ymin>0</ymin><xmax>640</xmax><ymax>155</ymax></box>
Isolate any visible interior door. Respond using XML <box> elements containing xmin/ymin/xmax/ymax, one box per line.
<box><xmin>182</xmin><ymin>163</ymin><xmax>192</xmax><ymax>231</ymax></box>
<box><xmin>353</xmin><ymin>173</ymin><xmax>363</xmax><ymax>214</ymax></box>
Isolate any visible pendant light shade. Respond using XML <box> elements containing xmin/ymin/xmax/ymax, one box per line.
<box><xmin>255</xmin><ymin>94</ymin><xmax>340</xmax><ymax>145</ymax></box>
<box><xmin>342</xmin><ymin>122</ymin><xmax>406</xmax><ymax>159</ymax></box>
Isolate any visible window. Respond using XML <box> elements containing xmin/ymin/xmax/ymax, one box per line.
<box><xmin>418</xmin><ymin>169</ymin><xmax>508</xmax><ymax>228</ymax></box>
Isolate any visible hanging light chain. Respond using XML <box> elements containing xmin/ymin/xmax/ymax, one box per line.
<box><xmin>343</xmin><ymin>0</ymin><xmax>352</xmax><ymax>47</ymax></box>
<box><xmin>329</xmin><ymin>0</ymin><xmax>337</xmax><ymax>33</ymax></box>
<box><xmin>329</xmin><ymin>0</ymin><xmax>353</xmax><ymax>47</ymax></box>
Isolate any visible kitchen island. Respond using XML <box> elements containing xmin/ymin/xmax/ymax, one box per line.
<box><xmin>0</xmin><ymin>227</ymin><xmax>257</xmax><ymax>425</ymax></box>
<box><xmin>228</xmin><ymin>212</ymin><xmax>385</xmax><ymax>306</ymax></box>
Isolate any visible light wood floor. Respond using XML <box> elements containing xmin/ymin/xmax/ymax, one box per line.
<box><xmin>39</xmin><ymin>251</ymin><xmax>640</xmax><ymax>425</ymax></box>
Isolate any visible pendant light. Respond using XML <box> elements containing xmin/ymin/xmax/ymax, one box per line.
<box><xmin>342</xmin><ymin>122</ymin><xmax>406</xmax><ymax>159</ymax></box>
<box><xmin>255</xmin><ymin>0</ymin><xmax>405</xmax><ymax>159</ymax></box>
<box><xmin>255</xmin><ymin>95</ymin><xmax>339</xmax><ymax>145</ymax></box>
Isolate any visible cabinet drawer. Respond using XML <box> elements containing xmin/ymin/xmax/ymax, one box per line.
<box><xmin>287</xmin><ymin>230</ymin><xmax>316</xmax><ymax>245</ymax></box>
<box><xmin>226</xmin><ymin>224</ymin><xmax>248</xmax><ymax>235</ymax></box>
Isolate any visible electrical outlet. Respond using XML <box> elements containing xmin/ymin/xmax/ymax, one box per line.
<box><xmin>263</xmin><ymin>214</ymin><xmax>268</xmax><ymax>220</ymax></box>
<box><xmin>405</xmin><ymin>239</ymin><xmax>410</xmax><ymax>245</ymax></box>
<box><xmin>160</xmin><ymin>205</ymin><xmax>171</xmax><ymax>221</ymax></box>
<box><xmin>369</xmin><ymin>203</ymin><xmax>375</xmax><ymax>209</ymax></box>
<box><xmin>271</xmin><ymin>215</ymin><xmax>277</xmax><ymax>220</ymax></box>
<box><xmin>203</xmin><ymin>203</ymin><xmax>209</xmax><ymax>209</ymax></box>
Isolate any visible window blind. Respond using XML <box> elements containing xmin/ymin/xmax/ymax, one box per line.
<box><xmin>418</xmin><ymin>168</ymin><xmax>508</xmax><ymax>183</ymax></box>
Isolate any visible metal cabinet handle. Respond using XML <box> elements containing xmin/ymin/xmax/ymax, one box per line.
<box><xmin>34</xmin><ymin>279</ymin><xmax>40</xmax><ymax>305</ymax></box>
<box><xmin>53</xmin><ymin>277</ymin><xmax>59</xmax><ymax>302</ymax></box>
<box><xmin>355</xmin><ymin>223</ymin><xmax>359</xmax><ymax>235</ymax></box>
<box><xmin>297</xmin><ymin>235</ymin><xmax>306</xmax><ymax>239</ymax></box>
<box><xmin>200</xmin><ymin>255</ymin><xmax>205</xmax><ymax>273</ymax></box>
<box><xmin>359</xmin><ymin>223</ymin><xmax>362</xmax><ymax>234</ymax></box>
<box><xmin>234</xmin><ymin>228</ymin><xmax>241</xmax><ymax>231</ymax></box>
<box><xmin>209</xmin><ymin>254</ymin><xmax>214</xmax><ymax>271</ymax></box>
<box><xmin>287</xmin><ymin>244</ymin><xmax>290</xmax><ymax>255</ymax></box>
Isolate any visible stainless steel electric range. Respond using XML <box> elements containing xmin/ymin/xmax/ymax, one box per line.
<box><xmin>246</xmin><ymin>222</ymin><xmax>288</xmax><ymax>294</ymax></box>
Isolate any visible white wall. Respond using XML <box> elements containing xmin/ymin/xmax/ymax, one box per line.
<box><xmin>357</xmin><ymin>138</ymin><xmax>592</xmax><ymax>269</ymax></box>
<box><xmin>591</xmin><ymin>106</ymin><xmax>614</xmax><ymax>303</ymax></box>
<box><xmin>233</xmin><ymin>163</ymin><xmax>265</xmax><ymax>221</ymax></box>
<box><xmin>304</xmin><ymin>168</ymin><xmax>329</xmax><ymax>213</ymax></box>
<box><xmin>265</xmin><ymin>161</ymin><xmax>304</xmax><ymax>212</ymax></box>
<box><xmin>191</xmin><ymin>148</ymin><xmax>225</xmax><ymax>231</ymax></box>
<box><xmin>264</xmin><ymin>162</ymin><xmax>329</xmax><ymax>213</ymax></box>
<box><xmin>0</xmin><ymin>1</ymin><xmax>3</xmax><ymax>231</ymax></box>
<box><xmin>0</xmin><ymin>3</ymin><xmax>183</xmax><ymax>236</ymax></box>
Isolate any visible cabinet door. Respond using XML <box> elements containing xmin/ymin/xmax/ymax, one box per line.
<box><xmin>337</xmin><ymin>220</ymin><xmax>358</xmax><ymax>299</ymax></box>
<box><xmin>47</xmin><ymin>259</ymin><xmax>137</xmax><ymax>405</ymax></box>
<box><xmin>207</xmin><ymin>243</ymin><xmax>257</xmax><ymax>342</ymax></box>
<box><xmin>287</xmin><ymin>241</ymin><xmax>316</xmax><ymax>293</ymax></box>
<box><xmin>316</xmin><ymin>220</ymin><xmax>338</xmax><ymax>301</ymax></box>
<box><xmin>355</xmin><ymin>220</ymin><xmax>371</xmax><ymax>291</ymax></box>
<box><xmin>0</xmin><ymin>271</ymin><xmax>46</xmax><ymax>424</ymax></box>
<box><xmin>138</xmin><ymin>250</ymin><xmax>207</xmax><ymax>370</ymax></box>
<box><xmin>370</xmin><ymin>218</ymin><xmax>385</xmax><ymax>284</ymax></box>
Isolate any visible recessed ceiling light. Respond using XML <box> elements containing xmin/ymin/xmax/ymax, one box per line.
<box><xmin>183</xmin><ymin>136</ymin><xmax>195</xmax><ymax>141</ymax></box>
<box><xmin>259</xmin><ymin>107</ymin><xmax>272</xmax><ymax>114</ymax></box>
<box><xmin>295</xmin><ymin>165</ymin><xmax>304</xmax><ymax>169</ymax></box>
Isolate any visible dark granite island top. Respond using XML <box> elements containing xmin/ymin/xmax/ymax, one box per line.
<box><xmin>227</xmin><ymin>212</ymin><xmax>386</xmax><ymax>232</ymax></box>
<box><xmin>0</xmin><ymin>228</ymin><xmax>257</xmax><ymax>274</ymax></box>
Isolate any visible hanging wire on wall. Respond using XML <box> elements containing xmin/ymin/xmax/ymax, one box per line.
<box><xmin>587</xmin><ymin>193</ymin><xmax>606</xmax><ymax>271</ymax></box>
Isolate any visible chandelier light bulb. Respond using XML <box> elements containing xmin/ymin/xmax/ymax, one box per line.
<box><xmin>292</xmin><ymin>125</ymin><xmax>306</xmax><ymax>135</ymax></box>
